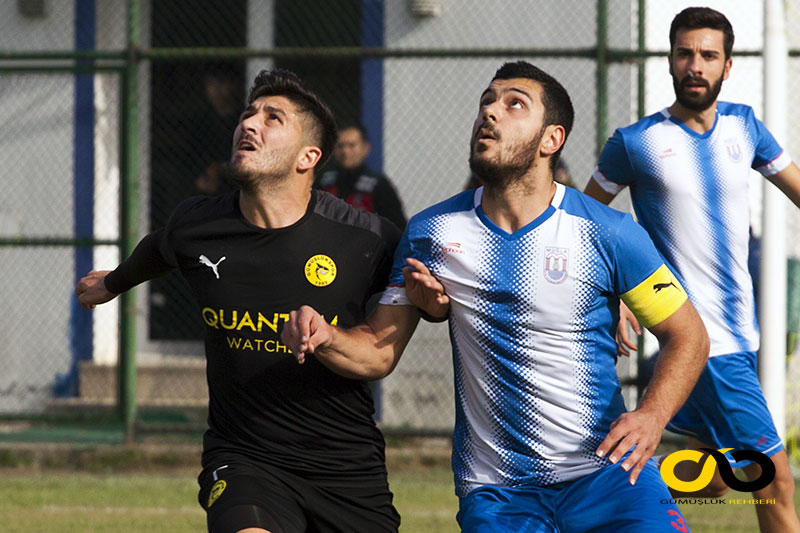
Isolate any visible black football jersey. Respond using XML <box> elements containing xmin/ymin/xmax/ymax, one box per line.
<box><xmin>106</xmin><ymin>190</ymin><xmax>401</xmax><ymax>483</ymax></box>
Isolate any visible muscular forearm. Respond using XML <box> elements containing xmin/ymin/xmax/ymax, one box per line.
<box><xmin>104</xmin><ymin>229</ymin><xmax>175</xmax><ymax>293</ymax></box>
<box><xmin>314</xmin><ymin>323</ymin><xmax>406</xmax><ymax>380</ymax></box>
<box><xmin>637</xmin><ymin>306</ymin><xmax>709</xmax><ymax>424</ymax></box>
<box><xmin>298</xmin><ymin>304</ymin><xmax>420</xmax><ymax>381</ymax></box>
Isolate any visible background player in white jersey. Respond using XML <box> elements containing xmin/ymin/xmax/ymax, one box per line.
<box><xmin>282</xmin><ymin>61</ymin><xmax>709</xmax><ymax>532</ymax></box>
<box><xmin>585</xmin><ymin>7</ymin><xmax>800</xmax><ymax>532</ymax></box>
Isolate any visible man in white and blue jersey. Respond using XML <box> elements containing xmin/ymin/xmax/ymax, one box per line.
<box><xmin>585</xmin><ymin>7</ymin><xmax>800</xmax><ymax>532</ymax></box>
<box><xmin>282</xmin><ymin>61</ymin><xmax>709</xmax><ymax>532</ymax></box>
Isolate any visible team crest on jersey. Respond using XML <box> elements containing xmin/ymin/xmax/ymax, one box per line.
<box><xmin>544</xmin><ymin>247</ymin><xmax>569</xmax><ymax>284</ymax></box>
<box><xmin>725</xmin><ymin>138</ymin><xmax>742</xmax><ymax>163</ymax></box>
<box><xmin>305</xmin><ymin>254</ymin><xmax>337</xmax><ymax>287</ymax></box>
<box><xmin>208</xmin><ymin>480</ymin><xmax>227</xmax><ymax>507</ymax></box>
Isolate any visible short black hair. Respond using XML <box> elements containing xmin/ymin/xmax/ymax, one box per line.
<box><xmin>670</xmin><ymin>7</ymin><xmax>734</xmax><ymax>59</ymax></box>
<box><xmin>247</xmin><ymin>69</ymin><xmax>338</xmax><ymax>168</ymax></box>
<box><xmin>491</xmin><ymin>61</ymin><xmax>574</xmax><ymax>170</ymax></box>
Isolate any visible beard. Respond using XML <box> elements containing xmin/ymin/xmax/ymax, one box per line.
<box><xmin>229</xmin><ymin>150</ymin><xmax>295</xmax><ymax>194</ymax></box>
<box><xmin>672</xmin><ymin>73</ymin><xmax>724</xmax><ymax>112</ymax></box>
<box><xmin>469</xmin><ymin>124</ymin><xmax>544</xmax><ymax>189</ymax></box>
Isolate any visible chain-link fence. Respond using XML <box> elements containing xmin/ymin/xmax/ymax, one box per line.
<box><xmin>2</xmin><ymin>0</ymin><xmax>800</xmax><ymax>444</ymax></box>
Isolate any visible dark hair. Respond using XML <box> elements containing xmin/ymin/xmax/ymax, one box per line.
<box><xmin>670</xmin><ymin>7</ymin><xmax>734</xmax><ymax>59</ymax></box>
<box><xmin>338</xmin><ymin>122</ymin><xmax>370</xmax><ymax>143</ymax></box>
<box><xmin>247</xmin><ymin>69</ymin><xmax>338</xmax><ymax>168</ymax></box>
<box><xmin>491</xmin><ymin>61</ymin><xmax>574</xmax><ymax>170</ymax></box>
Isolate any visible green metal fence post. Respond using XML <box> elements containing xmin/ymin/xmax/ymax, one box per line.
<box><xmin>596</xmin><ymin>0</ymin><xmax>609</xmax><ymax>155</ymax></box>
<box><xmin>637</xmin><ymin>0</ymin><xmax>646</xmax><ymax>120</ymax></box>
<box><xmin>635</xmin><ymin>0</ymin><xmax>647</xmax><ymax>399</ymax></box>
<box><xmin>119</xmin><ymin>0</ymin><xmax>141</xmax><ymax>443</ymax></box>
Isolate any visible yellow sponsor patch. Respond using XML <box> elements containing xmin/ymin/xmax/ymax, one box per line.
<box><xmin>208</xmin><ymin>480</ymin><xmax>227</xmax><ymax>508</ymax></box>
<box><xmin>304</xmin><ymin>254</ymin><xmax>337</xmax><ymax>287</ymax></box>
<box><xmin>620</xmin><ymin>264</ymin><xmax>687</xmax><ymax>328</ymax></box>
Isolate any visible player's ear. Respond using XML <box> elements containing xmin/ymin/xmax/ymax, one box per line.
<box><xmin>667</xmin><ymin>53</ymin><xmax>674</xmax><ymax>76</ymax></box>
<box><xmin>722</xmin><ymin>57</ymin><xmax>732</xmax><ymax>81</ymax></box>
<box><xmin>297</xmin><ymin>146</ymin><xmax>323</xmax><ymax>171</ymax></box>
<box><xmin>540</xmin><ymin>124</ymin><xmax>565</xmax><ymax>157</ymax></box>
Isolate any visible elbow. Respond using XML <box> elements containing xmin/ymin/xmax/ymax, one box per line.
<box><xmin>368</xmin><ymin>352</ymin><xmax>397</xmax><ymax>380</ymax></box>
<box><xmin>699</xmin><ymin>322</ymin><xmax>711</xmax><ymax>364</ymax></box>
<box><xmin>695</xmin><ymin>326</ymin><xmax>710</xmax><ymax>365</ymax></box>
<box><xmin>700</xmin><ymin>333</ymin><xmax>710</xmax><ymax>361</ymax></box>
<box><xmin>339</xmin><ymin>352</ymin><xmax>395</xmax><ymax>381</ymax></box>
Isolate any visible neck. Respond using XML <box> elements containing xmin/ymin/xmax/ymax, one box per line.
<box><xmin>667</xmin><ymin>100</ymin><xmax>718</xmax><ymax>134</ymax></box>
<box><xmin>481</xmin><ymin>170</ymin><xmax>557</xmax><ymax>233</ymax></box>
<box><xmin>238</xmin><ymin>174</ymin><xmax>312</xmax><ymax>229</ymax></box>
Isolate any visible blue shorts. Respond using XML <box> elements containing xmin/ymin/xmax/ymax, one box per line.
<box><xmin>457</xmin><ymin>460</ymin><xmax>689</xmax><ymax>533</ymax></box>
<box><xmin>666</xmin><ymin>351</ymin><xmax>783</xmax><ymax>467</ymax></box>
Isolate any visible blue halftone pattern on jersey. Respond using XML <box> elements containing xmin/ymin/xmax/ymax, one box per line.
<box><xmin>405</xmin><ymin>189</ymin><xmax>476</xmax><ymax>275</ymax></box>
<box><xmin>692</xmin><ymin>133</ymin><xmax>746</xmax><ymax>347</ymax></box>
<box><xmin>450</xmin><ymin>317</ymin><xmax>476</xmax><ymax>497</ymax></box>
<box><xmin>505</xmin><ymin>230</ymin><xmax>555</xmax><ymax>484</ymax></box>
<box><xmin>468</xmin><ymin>228</ymin><xmax>555</xmax><ymax>487</ymax></box>
<box><xmin>634</xmin><ymin>128</ymin><xmax>685</xmax><ymax>281</ymax></box>
<box><xmin>570</xmin><ymin>218</ymin><xmax>624</xmax><ymax>465</ymax></box>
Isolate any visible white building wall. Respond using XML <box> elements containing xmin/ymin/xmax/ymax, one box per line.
<box><xmin>0</xmin><ymin>2</ymin><xmax>77</xmax><ymax>411</ymax></box>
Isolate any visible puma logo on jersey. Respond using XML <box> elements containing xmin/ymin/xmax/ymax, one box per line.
<box><xmin>653</xmin><ymin>281</ymin><xmax>678</xmax><ymax>293</ymax></box>
<box><xmin>199</xmin><ymin>254</ymin><xmax>226</xmax><ymax>279</ymax></box>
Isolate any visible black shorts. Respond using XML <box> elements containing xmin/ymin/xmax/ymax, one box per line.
<box><xmin>198</xmin><ymin>460</ymin><xmax>400</xmax><ymax>533</ymax></box>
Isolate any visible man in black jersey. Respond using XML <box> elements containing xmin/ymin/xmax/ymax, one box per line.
<box><xmin>75</xmin><ymin>69</ymin><xmax>402</xmax><ymax>533</ymax></box>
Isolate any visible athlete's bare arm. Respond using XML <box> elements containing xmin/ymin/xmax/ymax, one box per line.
<box><xmin>281</xmin><ymin>257</ymin><xmax>450</xmax><ymax>379</ymax></box>
<box><xmin>595</xmin><ymin>299</ymin><xmax>709</xmax><ymax>485</ymax></box>
<box><xmin>766</xmin><ymin>161</ymin><xmax>800</xmax><ymax>208</ymax></box>
<box><xmin>583</xmin><ymin>177</ymin><xmax>618</xmax><ymax>206</ymax></box>
<box><xmin>282</xmin><ymin>303</ymin><xmax>419</xmax><ymax>380</ymax></box>
<box><xmin>75</xmin><ymin>270</ymin><xmax>118</xmax><ymax>309</ymax></box>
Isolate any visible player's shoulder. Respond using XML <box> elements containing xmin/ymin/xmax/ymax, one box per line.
<box><xmin>615</xmin><ymin>109</ymin><xmax>672</xmax><ymax>138</ymax></box>
<box><xmin>408</xmin><ymin>188</ymin><xmax>477</xmax><ymax>227</ymax></box>
<box><xmin>312</xmin><ymin>189</ymin><xmax>401</xmax><ymax>245</ymax></box>
<box><xmin>169</xmin><ymin>191</ymin><xmax>238</xmax><ymax>226</ymax></box>
<box><xmin>716</xmin><ymin>100</ymin><xmax>756</xmax><ymax>118</ymax></box>
<box><xmin>558</xmin><ymin>185</ymin><xmax>631</xmax><ymax>228</ymax></box>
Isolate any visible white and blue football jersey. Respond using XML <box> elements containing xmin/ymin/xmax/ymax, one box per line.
<box><xmin>380</xmin><ymin>183</ymin><xmax>687</xmax><ymax>496</ymax></box>
<box><xmin>593</xmin><ymin>103</ymin><xmax>791</xmax><ymax>357</ymax></box>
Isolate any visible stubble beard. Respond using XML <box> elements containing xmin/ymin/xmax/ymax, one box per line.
<box><xmin>672</xmin><ymin>73</ymin><xmax>724</xmax><ymax>112</ymax></box>
<box><xmin>469</xmin><ymin>126</ymin><xmax>544</xmax><ymax>190</ymax></box>
<box><xmin>230</xmin><ymin>152</ymin><xmax>294</xmax><ymax>194</ymax></box>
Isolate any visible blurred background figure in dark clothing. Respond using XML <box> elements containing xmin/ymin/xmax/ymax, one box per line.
<box><xmin>193</xmin><ymin>62</ymin><xmax>243</xmax><ymax>196</ymax></box>
<box><xmin>316</xmin><ymin>123</ymin><xmax>407</xmax><ymax>230</ymax></box>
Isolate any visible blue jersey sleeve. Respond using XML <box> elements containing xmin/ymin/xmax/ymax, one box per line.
<box><xmin>386</xmin><ymin>228</ymin><xmax>413</xmax><ymax>287</ymax></box>
<box><xmin>596</xmin><ymin>129</ymin><xmax>636</xmax><ymax>186</ymax></box>
<box><xmin>610</xmin><ymin>214</ymin><xmax>668</xmax><ymax>294</ymax></box>
<box><xmin>611</xmin><ymin>215</ymin><xmax>687</xmax><ymax>327</ymax></box>
<box><xmin>751</xmin><ymin>114</ymin><xmax>784</xmax><ymax>169</ymax></box>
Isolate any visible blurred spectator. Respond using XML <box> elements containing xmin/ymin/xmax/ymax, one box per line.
<box><xmin>465</xmin><ymin>158</ymin><xmax>573</xmax><ymax>190</ymax></box>
<box><xmin>315</xmin><ymin>123</ymin><xmax>407</xmax><ymax>230</ymax></box>
<box><xmin>748</xmin><ymin>227</ymin><xmax>761</xmax><ymax>303</ymax></box>
<box><xmin>193</xmin><ymin>62</ymin><xmax>243</xmax><ymax>195</ymax></box>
